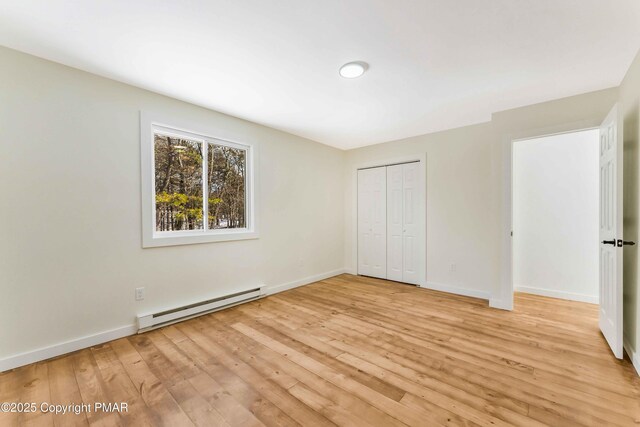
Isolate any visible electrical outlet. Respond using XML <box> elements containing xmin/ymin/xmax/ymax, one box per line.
<box><xmin>450</xmin><ymin>263</ymin><xmax>456</xmax><ymax>273</ymax></box>
<box><xmin>135</xmin><ymin>287</ymin><xmax>145</xmax><ymax>301</ymax></box>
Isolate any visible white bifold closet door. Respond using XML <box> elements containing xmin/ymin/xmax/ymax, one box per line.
<box><xmin>357</xmin><ymin>167</ymin><xmax>387</xmax><ymax>279</ymax></box>
<box><xmin>387</xmin><ymin>163</ymin><xmax>419</xmax><ymax>285</ymax></box>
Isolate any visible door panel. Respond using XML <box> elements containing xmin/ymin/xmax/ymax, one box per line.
<box><xmin>387</xmin><ymin>165</ymin><xmax>404</xmax><ymax>281</ymax></box>
<box><xmin>358</xmin><ymin>169</ymin><xmax>374</xmax><ymax>275</ymax></box>
<box><xmin>599</xmin><ymin>103</ymin><xmax>623</xmax><ymax>359</ymax></box>
<box><xmin>402</xmin><ymin>163</ymin><xmax>419</xmax><ymax>284</ymax></box>
<box><xmin>358</xmin><ymin>167</ymin><xmax>387</xmax><ymax>279</ymax></box>
<box><xmin>360</xmin><ymin>162</ymin><xmax>422</xmax><ymax>285</ymax></box>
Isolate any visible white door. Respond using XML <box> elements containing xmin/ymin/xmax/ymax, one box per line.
<box><xmin>386</xmin><ymin>162</ymin><xmax>420</xmax><ymax>284</ymax></box>
<box><xmin>387</xmin><ymin>165</ymin><xmax>404</xmax><ymax>282</ymax></box>
<box><xmin>358</xmin><ymin>167</ymin><xmax>387</xmax><ymax>278</ymax></box>
<box><xmin>599</xmin><ymin>103</ymin><xmax>623</xmax><ymax>359</ymax></box>
<box><xmin>402</xmin><ymin>162</ymin><xmax>420</xmax><ymax>284</ymax></box>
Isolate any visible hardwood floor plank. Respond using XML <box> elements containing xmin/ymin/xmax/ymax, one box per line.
<box><xmin>288</xmin><ymin>284</ymin><xmax>638</xmax><ymax>424</ymax></box>
<box><xmin>89</xmin><ymin>344</ymin><xmax>161</xmax><ymax>426</ymax></box>
<box><xmin>70</xmin><ymin>350</ymin><xmax>122</xmax><ymax>427</ymax></box>
<box><xmin>0</xmin><ymin>368</ymin><xmax>21</xmax><ymax>427</ymax></box>
<box><xmin>286</xmin><ymin>382</ymin><xmax>372</xmax><ymax>427</ymax></box>
<box><xmin>176</xmin><ymin>320</ymin><xmax>332</xmax><ymax>427</ymax></box>
<box><xmin>16</xmin><ymin>363</ymin><xmax>53</xmax><ymax>426</ymax></box>
<box><xmin>195</xmin><ymin>314</ymin><xmax>406</xmax><ymax>427</ymax></box>
<box><xmin>110</xmin><ymin>337</ymin><xmax>196</xmax><ymax>427</ymax></box>
<box><xmin>47</xmin><ymin>356</ymin><xmax>89</xmax><ymax>427</ymax></box>
<box><xmin>4</xmin><ymin>274</ymin><xmax>639</xmax><ymax>426</ymax></box>
<box><xmin>299</xmin><ymin>296</ymin><xmax>638</xmax><ymax>411</ymax></box>
<box><xmin>235</xmin><ymin>315</ymin><xmax>407</xmax><ymax>403</ymax></box>
<box><xmin>231</xmin><ymin>322</ymin><xmax>446</xmax><ymax>426</ymax></box>
<box><xmin>337</xmin><ymin>352</ymin><xmax>517</xmax><ymax>427</ymax></box>
<box><xmin>130</xmin><ymin>332</ymin><xmax>282</xmax><ymax>427</ymax></box>
<box><xmin>163</xmin><ymin>379</ymin><xmax>231</xmax><ymax>427</ymax></box>
<box><xmin>294</xmin><ymin>317</ymin><xmax>545</xmax><ymax>424</ymax></box>
<box><xmin>188</xmin><ymin>372</ymin><xmax>266</xmax><ymax>427</ymax></box>
<box><xmin>294</xmin><ymin>284</ymin><xmax>638</xmax><ymax>392</ymax></box>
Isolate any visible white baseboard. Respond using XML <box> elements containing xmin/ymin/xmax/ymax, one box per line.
<box><xmin>624</xmin><ymin>337</ymin><xmax>640</xmax><ymax>377</ymax></box>
<box><xmin>0</xmin><ymin>268</ymin><xmax>347</xmax><ymax>373</ymax></box>
<box><xmin>420</xmin><ymin>281</ymin><xmax>491</xmax><ymax>301</ymax></box>
<box><xmin>515</xmin><ymin>285</ymin><xmax>598</xmax><ymax>304</ymax></box>
<box><xmin>0</xmin><ymin>324</ymin><xmax>137</xmax><ymax>373</ymax></box>
<box><xmin>265</xmin><ymin>268</ymin><xmax>346</xmax><ymax>295</ymax></box>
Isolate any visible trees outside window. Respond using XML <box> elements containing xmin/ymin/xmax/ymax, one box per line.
<box><xmin>154</xmin><ymin>133</ymin><xmax>247</xmax><ymax>233</ymax></box>
<box><xmin>207</xmin><ymin>144</ymin><xmax>246</xmax><ymax>230</ymax></box>
<box><xmin>154</xmin><ymin>135</ymin><xmax>204</xmax><ymax>231</ymax></box>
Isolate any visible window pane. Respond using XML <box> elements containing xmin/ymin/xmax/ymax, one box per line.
<box><xmin>207</xmin><ymin>144</ymin><xmax>246</xmax><ymax>229</ymax></box>
<box><xmin>154</xmin><ymin>134</ymin><xmax>204</xmax><ymax>231</ymax></box>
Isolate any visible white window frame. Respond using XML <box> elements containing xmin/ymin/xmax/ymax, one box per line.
<box><xmin>141</xmin><ymin>111</ymin><xmax>258</xmax><ymax>247</ymax></box>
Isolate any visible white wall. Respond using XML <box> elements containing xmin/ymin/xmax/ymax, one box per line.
<box><xmin>513</xmin><ymin>130</ymin><xmax>599</xmax><ymax>303</ymax></box>
<box><xmin>346</xmin><ymin>124</ymin><xmax>497</xmax><ymax>300</ymax></box>
<box><xmin>0</xmin><ymin>46</ymin><xmax>345</xmax><ymax>367</ymax></box>
<box><xmin>345</xmin><ymin>89</ymin><xmax>618</xmax><ymax>305</ymax></box>
<box><xmin>0</xmin><ymin>43</ymin><xmax>630</xmax><ymax>371</ymax></box>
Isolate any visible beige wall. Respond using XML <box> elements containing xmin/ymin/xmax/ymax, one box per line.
<box><xmin>621</xmin><ymin>49</ymin><xmax>640</xmax><ymax>356</ymax></box>
<box><xmin>2</xmin><ymin>42</ymin><xmax>638</xmax><ymax>369</ymax></box>
<box><xmin>345</xmin><ymin>88</ymin><xmax>618</xmax><ymax>306</ymax></box>
<box><xmin>513</xmin><ymin>130</ymin><xmax>599</xmax><ymax>302</ymax></box>
<box><xmin>0</xmin><ymin>47</ymin><xmax>345</xmax><ymax>362</ymax></box>
<box><xmin>345</xmin><ymin>122</ymin><xmax>497</xmax><ymax>297</ymax></box>
<box><xmin>491</xmin><ymin>88</ymin><xmax>619</xmax><ymax>306</ymax></box>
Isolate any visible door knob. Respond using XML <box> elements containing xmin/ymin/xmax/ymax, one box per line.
<box><xmin>617</xmin><ymin>239</ymin><xmax>636</xmax><ymax>247</ymax></box>
<box><xmin>602</xmin><ymin>239</ymin><xmax>616</xmax><ymax>246</ymax></box>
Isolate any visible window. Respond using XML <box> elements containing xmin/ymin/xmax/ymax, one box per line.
<box><xmin>141</xmin><ymin>113</ymin><xmax>257</xmax><ymax>247</ymax></box>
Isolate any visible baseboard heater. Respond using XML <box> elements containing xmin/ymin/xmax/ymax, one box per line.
<box><xmin>137</xmin><ymin>286</ymin><xmax>266</xmax><ymax>333</ymax></box>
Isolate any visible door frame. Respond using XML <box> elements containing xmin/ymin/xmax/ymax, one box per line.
<box><xmin>351</xmin><ymin>153</ymin><xmax>427</xmax><ymax>286</ymax></box>
<box><xmin>498</xmin><ymin>119</ymin><xmax>603</xmax><ymax>311</ymax></box>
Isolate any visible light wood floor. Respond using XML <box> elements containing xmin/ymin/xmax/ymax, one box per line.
<box><xmin>1</xmin><ymin>274</ymin><xmax>639</xmax><ymax>426</ymax></box>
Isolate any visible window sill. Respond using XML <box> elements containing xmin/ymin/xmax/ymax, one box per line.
<box><xmin>143</xmin><ymin>230</ymin><xmax>259</xmax><ymax>248</ymax></box>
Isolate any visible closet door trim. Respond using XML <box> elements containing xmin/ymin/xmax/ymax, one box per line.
<box><xmin>352</xmin><ymin>155</ymin><xmax>426</xmax><ymax>286</ymax></box>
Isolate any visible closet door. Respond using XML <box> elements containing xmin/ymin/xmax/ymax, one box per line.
<box><xmin>402</xmin><ymin>162</ymin><xmax>420</xmax><ymax>284</ymax></box>
<box><xmin>357</xmin><ymin>167</ymin><xmax>387</xmax><ymax>278</ymax></box>
<box><xmin>386</xmin><ymin>164</ymin><xmax>404</xmax><ymax>282</ymax></box>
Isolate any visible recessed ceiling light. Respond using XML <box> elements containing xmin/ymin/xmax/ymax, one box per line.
<box><xmin>339</xmin><ymin>61</ymin><xmax>368</xmax><ymax>79</ymax></box>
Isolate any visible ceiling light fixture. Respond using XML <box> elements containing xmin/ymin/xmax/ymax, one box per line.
<box><xmin>339</xmin><ymin>61</ymin><xmax>367</xmax><ymax>79</ymax></box>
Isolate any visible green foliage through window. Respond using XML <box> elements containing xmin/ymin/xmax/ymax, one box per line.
<box><xmin>154</xmin><ymin>133</ymin><xmax>246</xmax><ymax>232</ymax></box>
<box><xmin>207</xmin><ymin>144</ymin><xmax>246</xmax><ymax>229</ymax></box>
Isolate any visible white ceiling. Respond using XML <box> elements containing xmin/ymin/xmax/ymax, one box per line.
<box><xmin>1</xmin><ymin>1</ymin><xmax>639</xmax><ymax>149</ymax></box>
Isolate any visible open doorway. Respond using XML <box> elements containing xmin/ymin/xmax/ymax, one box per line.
<box><xmin>512</xmin><ymin>129</ymin><xmax>600</xmax><ymax>304</ymax></box>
